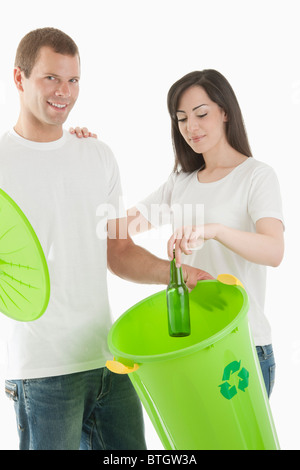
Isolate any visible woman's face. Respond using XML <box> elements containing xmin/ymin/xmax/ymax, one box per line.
<box><xmin>176</xmin><ymin>86</ymin><xmax>228</xmax><ymax>155</ymax></box>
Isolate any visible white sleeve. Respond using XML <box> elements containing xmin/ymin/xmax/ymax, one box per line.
<box><xmin>248</xmin><ymin>164</ymin><xmax>284</xmax><ymax>227</ymax></box>
<box><xmin>99</xmin><ymin>141</ymin><xmax>126</xmax><ymax>220</ymax></box>
<box><xmin>135</xmin><ymin>173</ymin><xmax>176</xmax><ymax>228</ymax></box>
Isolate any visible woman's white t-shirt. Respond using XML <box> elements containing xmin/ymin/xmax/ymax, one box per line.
<box><xmin>137</xmin><ymin>158</ymin><xmax>284</xmax><ymax>346</ymax></box>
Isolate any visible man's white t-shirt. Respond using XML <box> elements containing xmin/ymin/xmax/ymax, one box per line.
<box><xmin>0</xmin><ymin>130</ymin><xmax>125</xmax><ymax>379</ymax></box>
<box><xmin>136</xmin><ymin>158</ymin><xmax>284</xmax><ymax>346</ymax></box>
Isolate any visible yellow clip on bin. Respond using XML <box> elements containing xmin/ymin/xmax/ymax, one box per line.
<box><xmin>106</xmin><ymin>275</ymin><xmax>279</xmax><ymax>450</ymax></box>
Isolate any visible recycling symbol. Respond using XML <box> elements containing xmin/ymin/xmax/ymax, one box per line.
<box><xmin>219</xmin><ymin>360</ymin><xmax>249</xmax><ymax>400</ymax></box>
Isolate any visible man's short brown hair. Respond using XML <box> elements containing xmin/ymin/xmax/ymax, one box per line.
<box><xmin>14</xmin><ymin>27</ymin><xmax>80</xmax><ymax>78</ymax></box>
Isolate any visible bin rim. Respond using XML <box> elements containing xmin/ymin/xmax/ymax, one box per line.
<box><xmin>108</xmin><ymin>280</ymin><xmax>249</xmax><ymax>365</ymax></box>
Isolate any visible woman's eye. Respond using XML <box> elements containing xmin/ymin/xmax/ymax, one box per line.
<box><xmin>177</xmin><ymin>113</ymin><xmax>207</xmax><ymax>123</ymax></box>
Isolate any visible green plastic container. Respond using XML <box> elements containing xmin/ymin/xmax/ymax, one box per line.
<box><xmin>107</xmin><ymin>277</ymin><xmax>279</xmax><ymax>450</ymax></box>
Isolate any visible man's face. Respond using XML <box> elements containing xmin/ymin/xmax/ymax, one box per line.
<box><xmin>20</xmin><ymin>46</ymin><xmax>80</xmax><ymax>132</ymax></box>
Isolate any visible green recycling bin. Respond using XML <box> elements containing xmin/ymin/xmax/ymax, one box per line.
<box><xmin>106</xmin><ymin>275</ymin><xmax>279</xmax><ymax>450</ymax></box>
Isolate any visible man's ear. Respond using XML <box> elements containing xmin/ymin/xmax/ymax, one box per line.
<box><xmin>14</xmin><ymin>67</ymin><xmax>24</xmax><ymax>92</ymax></box>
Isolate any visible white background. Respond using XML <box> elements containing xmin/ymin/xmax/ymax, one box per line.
<box><xmin>0</xmin><ymin>0</ymin><xmax>299</xmax><ymax>450</ymax></box>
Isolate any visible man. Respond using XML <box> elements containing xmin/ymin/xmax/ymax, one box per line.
<box><xmin>1</xmin><ymin>28</ymin><xmax>211</xmax><ymax>450</ymax></box>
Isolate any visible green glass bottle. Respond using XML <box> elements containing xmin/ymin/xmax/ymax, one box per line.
<box><xmin>166</xmin><ymin>250</ymin><xmax>191</xmax><ymax>337</ymax></box>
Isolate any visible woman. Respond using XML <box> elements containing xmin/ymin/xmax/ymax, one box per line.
<box><xmin>71</xmin><ymin>70</ymin><xmax>284</xmax><ymax>396</ymax></box>
<box><xmin>127</xmin><ymin>70</ymin><xmax>284</xmax><ymax>397</ymax></box>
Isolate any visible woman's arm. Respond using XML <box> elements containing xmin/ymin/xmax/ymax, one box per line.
<box><xmin>168</xmin><ymin>217</ymin><xmax>284</xmax><ymax>268</ymax></box>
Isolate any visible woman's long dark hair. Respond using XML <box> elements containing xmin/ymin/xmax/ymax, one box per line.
<box><xmin>167</xmin><ymin>70</ymin><xmax>252</xmax><ymax>173</ymax></box>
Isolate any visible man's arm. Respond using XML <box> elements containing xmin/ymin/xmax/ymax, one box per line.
<box><xmin>107</xmin><ymin>218</ymin><xmax>213</xmax><ymax>290</ymax></box>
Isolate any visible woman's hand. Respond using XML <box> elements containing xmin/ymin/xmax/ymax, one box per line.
<box><xmin>168</xmin><ymin>224</ymin><xmax>219</xmax><ymax>267</ymax></box>
<box><xmin>69</xmin><ymin>127</ymin><xmax>97</xmax><ymax>139</ymax></box>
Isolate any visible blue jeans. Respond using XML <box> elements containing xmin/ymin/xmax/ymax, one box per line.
<box><xmin>256</xmin><ymin>344</ymin><xmax>276</xmax><ymax>397</ymax></box>
<box><xmin>5</xmin><ymin>347</ymin><xmax>275</xmax><ymax>450</ymax></box>
<box><xmin>5</xmin><ymin>367</ymin><xmax>146</xmax><ymax>450</ymax></box>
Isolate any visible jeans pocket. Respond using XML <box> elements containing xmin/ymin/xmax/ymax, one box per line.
<box><xmin>5</xmin><ymin>380</ymin><xmax>18</xmax><ymax>402</ymax></box>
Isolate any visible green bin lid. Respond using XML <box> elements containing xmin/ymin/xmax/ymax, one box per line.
<box><xmin>0</xmin><ymin>188</ymin><xmax>50</xmax><ymax>321</ymax></box>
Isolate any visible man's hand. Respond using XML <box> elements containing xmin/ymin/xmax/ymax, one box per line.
<box><xmin>181</xmin><ymin>264</ymin><xmax>214</xmax><ymax>290</ymax></box>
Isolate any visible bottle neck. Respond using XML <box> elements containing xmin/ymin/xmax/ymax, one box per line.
<box><xmin>170</xmin><ymin>257</ymin><xmax>184</xmax><ymax>285</ymax></box>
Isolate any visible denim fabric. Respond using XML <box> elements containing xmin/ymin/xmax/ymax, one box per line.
<box><xmin>5</xmin><ymin>367</ymin><xmax>146</xmax><ymax>450</ymax></box>
<box><xmin>256</xmin><ymin>344</ymin><xmax>276</xmax><ymax>397</ymax></box>
<box><xmin>5</xmin><ymin>346</ymin><xmax>276</xmax><ymax>449</ymax></box>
